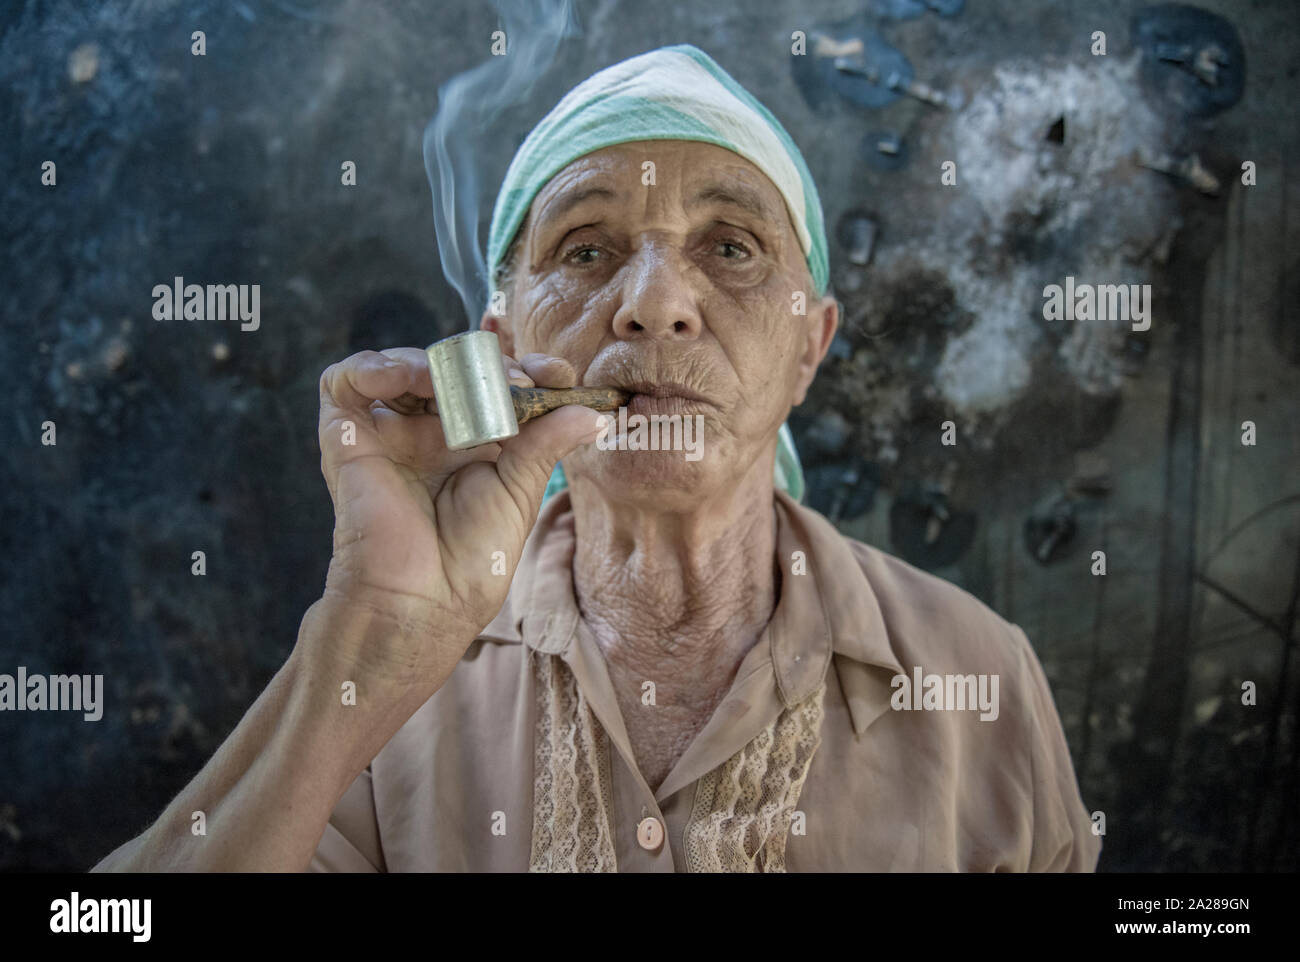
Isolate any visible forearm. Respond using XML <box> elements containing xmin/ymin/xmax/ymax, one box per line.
<box><xmin>92</xmin><ymin>597</ymin><xmax>451</xmax><ymax>872</ymax></box>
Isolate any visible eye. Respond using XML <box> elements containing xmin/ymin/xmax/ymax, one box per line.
<box><xmin>715</xmin><ymin>238</ymin><xmax>752</xmax><ymax>259</ymax></box>
<box><xmin>563</xmin><ymin>245</ymin><xmax>602</xmax><ymax>265</ymax></box>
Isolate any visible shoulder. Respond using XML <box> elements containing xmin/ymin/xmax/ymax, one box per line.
<box><xmin>835</xmin><ymin>528</ymin><xmax>1088</xmax><ymax>807</ymax></box>
<box><xmin>830</xmin><ymin>520</ymin><xmax>1031</xmax><ymax>679</ymax></box>
<box><xmin>775</xmin><ymin>489</ymin><xmax>1036</xmax><ymax>699</ymax></box>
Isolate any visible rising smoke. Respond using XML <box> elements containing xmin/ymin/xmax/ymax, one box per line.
<box><xmin>423</xmin><ymin>0</ymin><xmax>581</xmax><ymax>329</ymax></box>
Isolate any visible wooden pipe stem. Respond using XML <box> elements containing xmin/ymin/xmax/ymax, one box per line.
<box><xmin>509</xmin><ymin>385</ymin><xmax>631</xmax><ymax>426</ymax></box>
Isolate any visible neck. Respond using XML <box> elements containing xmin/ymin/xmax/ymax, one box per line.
<box><xmin>568</xmin><ymin>458</ymin><xmax>780</xmax><ymax>679</ymax></box>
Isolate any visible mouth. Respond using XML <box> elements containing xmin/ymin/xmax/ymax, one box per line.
<box><xmin>609</xmin><ymin>380</ymin><xmax>714</xmax><ymax>417</ymax></box>
<box><xmin>614</xmin><ymin>380</ymin><xmax>711</xmax><ymax>403</ymax></box>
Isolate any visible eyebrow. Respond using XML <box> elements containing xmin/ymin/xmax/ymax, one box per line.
<box><xmin>688</xmin><ymin>182</ymin><xmax>777</xmax><ymax>222</ymax></box>
<box><xmin>535</xmin><ymin>186</ymin><xmax>617</xmax><ymax>231</ymax></box>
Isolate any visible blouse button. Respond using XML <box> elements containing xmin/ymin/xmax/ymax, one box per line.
<box><xmin>637</xmin><ymin>816</ymin><xmax>665</xmax><ymax>852</ymax></box>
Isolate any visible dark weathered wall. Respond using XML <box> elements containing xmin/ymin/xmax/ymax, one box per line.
<box><xmin>1</xmin><ymin>0</ymin><xmax>1296</xmax><ymax>870</ymax></box>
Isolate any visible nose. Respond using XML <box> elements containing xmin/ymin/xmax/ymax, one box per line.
<box><xmin>611</xmin><ymin>242</ymin><xmax>703</xmax><ymax>341</ymax></box>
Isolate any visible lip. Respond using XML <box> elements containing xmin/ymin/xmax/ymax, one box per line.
<box><xmin>613</xmin><ymin>380</ymin><xmax>712</xmax><ymax>404</ymax></box>
<box><xmin>623</xmin><ymin>394</ymin><xmax>712</xmax><ymax>418</ymax></box>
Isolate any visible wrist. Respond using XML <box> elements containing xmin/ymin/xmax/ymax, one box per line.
<box><xmin>292</xmin><ymin>590</ymin><xmax>472</xmax><ymax>724</ymax></box>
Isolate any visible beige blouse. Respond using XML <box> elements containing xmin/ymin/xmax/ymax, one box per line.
<box><xmin>310</xmin><ymin>488</ymin><xmax>1101</xmax><ymax>872</ymax></box>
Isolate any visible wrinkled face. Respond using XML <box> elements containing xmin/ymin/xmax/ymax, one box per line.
<box><xmin>486</xmin><ymin>140</ymin><xmax>835</xmax><ymax>507</ymax></box>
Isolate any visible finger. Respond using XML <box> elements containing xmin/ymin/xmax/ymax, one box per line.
<box><xmin>373</xmin><ymin>393</ymin><xmax>434</xmax><ymax>417</ymax></box>
<box><xmin>380</xmin><ymin>347</ymin><xmax>436</xmax><ymax>396</ymax></box>
<box><xmin>383</xmin><ymin>395</ymin><xmax>436</xmax><ymax>416</ymax></box>
<box><xmin>493</xmin><ymin>404</ymin><xmax>606</xmax><ymax>521</ymax></box>
<box><xmin>321</xmin><ymin>350</ymin><xmax>416</xmax><ymax>414</ymax></box>
<box><xmin>425</xmin><ymin>438</ymin><xmax>505</xmax><ymax>492</ymax></box>
<box><xmin>519</xmin><ymin>353</ymin><xmax>577</xmax><ymax>388</ymax></box>
<box><xmin>374</xmin><ymin>347</ymin><xmax>440</xmax><ymax>415</ymax></box>
<box><xmin>367</xmin><ymin>398</ymin><xmax>507</xmax><ymax>481</ymax></box>
<box><xmin>501</xmin><ymin>353</ymin><xmax>534</xmax><ymax>388</ymax></box>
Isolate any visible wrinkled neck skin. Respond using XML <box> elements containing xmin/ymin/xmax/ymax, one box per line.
<box><xmin>567</xmin><ymin>442</ymin><xmax>781</xmax><ymax>693</ymax></box>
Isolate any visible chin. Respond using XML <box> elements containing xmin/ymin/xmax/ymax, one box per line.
<box><xmin>566</xmin><ymin>446</ymin><xmax>724</xmax><ymax>507</ymax></box>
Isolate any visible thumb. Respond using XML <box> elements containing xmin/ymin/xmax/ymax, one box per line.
<box><xmin>494</xmin><ymin>405</ymin><xmax>607</xmax><ymax>516</ymax></box>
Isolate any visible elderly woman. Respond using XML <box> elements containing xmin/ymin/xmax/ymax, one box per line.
<box><xmin>94</xmin><ymin>45</ymin><xmax>1098</xmax><ymax>872</ymax></box>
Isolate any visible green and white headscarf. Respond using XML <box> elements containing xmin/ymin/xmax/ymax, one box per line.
<box><xmin>488</xmin><ymin>43</ymin><xmax>829</xmax><ymax>503</ymax></box>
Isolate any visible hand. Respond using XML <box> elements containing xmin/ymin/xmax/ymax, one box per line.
<box><xmin>309</xmin><ymin>347</ymin><xmax>603</xmax><ymax>698</ymax></box>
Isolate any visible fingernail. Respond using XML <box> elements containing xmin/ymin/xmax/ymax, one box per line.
<box><xmin>508</xmin><ymin>366</ymin><xmax>525</xmax><ymax>379</ymax></box>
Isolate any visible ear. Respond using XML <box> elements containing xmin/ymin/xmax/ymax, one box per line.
<box><xmin>481</xmin><ymin>313</ymin><xmax>516</xmax><ymax>357</ymax></box>
<box><xmin>791</xmin><ymin>293</ymin><xmax>839</xmax><ymax>406</ymax></box>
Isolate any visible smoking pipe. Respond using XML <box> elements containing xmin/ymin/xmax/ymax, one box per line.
<box><xmin>425</xmin><ymin>330</ymin><xmax>629</xmax><ymax>450</ymax></box>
